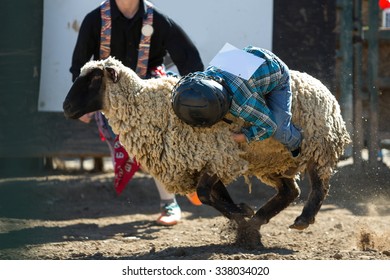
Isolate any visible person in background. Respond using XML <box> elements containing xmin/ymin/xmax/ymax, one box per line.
<box><xmin>70</xmin><ymin>0</ymin><xmax>204</xmax><ymax>226</ymax></box>
<box><xmin>172</xmin><ymin>45</ymin><xmax>302</xmax><ymax>157</ymax></box>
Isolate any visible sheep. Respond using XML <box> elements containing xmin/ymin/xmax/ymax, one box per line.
<box><xmin>63</xmin><ymin>57</ymin><xmax>351</xmax><ymax>247</ymax></box>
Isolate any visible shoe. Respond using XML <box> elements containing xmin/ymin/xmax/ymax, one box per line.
<box><xmin>186</xmin><ymin>192</ymin><xmax>202</xmax><ymax>206</ymax></box>
<box><xmin>156</xmin><ymin>202</ymin><xmax>181</xmax><ymax>226</ymax></box>
<box><xmin>291</xmin><ymin>147</ymin><xmax>301</xmax><ymax>158</ymax></box>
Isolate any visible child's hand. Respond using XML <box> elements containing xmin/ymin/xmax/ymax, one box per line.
<box><xmin>79</xmin><ymin>112</ymin><xmax>95</xmax><ymax>123</ymax></box>
<box><xmin>231</xmin><ymin>133</ymin><xmax>246</xmax><ymax>143</ymax></box>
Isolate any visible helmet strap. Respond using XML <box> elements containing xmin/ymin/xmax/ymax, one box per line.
<box><xmin>222</xmin><ymin>117</ymin><xmax>233</xmax><ymax>125</ymax></box>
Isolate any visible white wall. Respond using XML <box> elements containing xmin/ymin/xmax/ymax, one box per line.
<box><xmin>38</xmin><ymin>0</ymin><xmax>101</xmax><ymax>112</ymax></box>
<box><xmin>152</xmin><ymin>0</ymin><xmax>273</xmax><ymax>66</ymax></box>
<box><xmin>38</xmin><ymin>0</ymin><xmax>273</xmax><ymax>112</ymax></box>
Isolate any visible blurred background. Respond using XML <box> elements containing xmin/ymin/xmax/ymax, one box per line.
<box><xmin>0</xmin><ymin>0</ymin><xmax>389</xmax><ymax>176</ymax></box>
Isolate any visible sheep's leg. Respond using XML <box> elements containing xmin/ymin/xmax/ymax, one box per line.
<box><xmin>210</xmin><ymin>179</ymin><xmax>255</xmax><ymax>218</ymax></box>
<box><xmin>290</xmin><ymin>161</ymin><xmax>329</xmax><ymax>230</ymax></box>
<box><xmin>197</xmin><ymin>174</ymin><xmax>263</xmax><ymax>248</ymax></box>
<box><xmin>196</xmin><ymin>173</ymin><xmax>254</xmax><ymax>221</ymax></box>
<box><xmin>197</xmin><ymin>173</ymin><xmax>262</xmax><ymax>248</ymax></box>
<box><xmin>235</xmin><ymin>176</ymin><xmax>299</xmax><ymax>249</ymax></box>
<box><xmin>250</xmin><ymin>176</ymin><xmax>300</xmax><ymax>230</ymax></box>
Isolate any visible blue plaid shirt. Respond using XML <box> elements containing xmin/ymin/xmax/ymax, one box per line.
<box><xmin>204</xmin><ymin>46</ymin><xmax>289</xmax><ymax>142</ymax></box>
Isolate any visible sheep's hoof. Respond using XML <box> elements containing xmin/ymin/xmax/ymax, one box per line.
<box><xmin>289</xmin><ymin>216</ymin><xmax>314</xmax><ymax>230</ymax></box>
<box><xmin>235</xmin><ymin>222</ymin><xmax>263</xmax><ymax>249</ymax></box>
<box><xmin>237</xmin><ymin>203</ymin><xmax>255</xmax><ymax>218</ymax></box>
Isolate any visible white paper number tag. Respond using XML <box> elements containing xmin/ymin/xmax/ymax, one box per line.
<box><xmin>209</xmin><ymin>43</ymin><xmax>265</xmax><ymax>80</ymax></box>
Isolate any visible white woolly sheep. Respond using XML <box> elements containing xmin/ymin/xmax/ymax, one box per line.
<box><xmin>63</xmin><ymin>57</ymin><xmax>351</xmax><ymax>247</ymax></box>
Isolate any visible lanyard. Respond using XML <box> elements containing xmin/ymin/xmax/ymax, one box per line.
<box><xmin>99</xmin><ymin>0</ymin><xmax>154</xmax><ymax>78</ymax></box>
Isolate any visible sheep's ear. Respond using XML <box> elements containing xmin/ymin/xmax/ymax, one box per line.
<box><xmin>106</xmin><ymin>67</ymin><xmax>119</xmax><ymax>83</ymax></box>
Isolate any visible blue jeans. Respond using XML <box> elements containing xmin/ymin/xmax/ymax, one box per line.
<box><xmin>266</xmin><ymin>68</ymin><xmax>302</xmax><ymax>151</ymax></box>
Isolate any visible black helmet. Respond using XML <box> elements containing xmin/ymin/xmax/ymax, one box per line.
<box><xmin>171</xmin><ymin>72</ymin><xmax>232</xmax><ymax>127</ymax></box>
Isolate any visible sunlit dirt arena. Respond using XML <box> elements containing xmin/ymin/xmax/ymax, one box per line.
<box><xmin>0</xmin><ymin>150</ymin><xmax>389</xmax><ymax>260</ymax></box>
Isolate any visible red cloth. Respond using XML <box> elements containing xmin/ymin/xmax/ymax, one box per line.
<box><xmin>151</xmin><ymin>65</ymin><xmax>167</xmax><ymax>77</ymax></box>
<box><xmin>113</xmin><ymin>136</ymin><xmax>140</xmax><ymax>195</ymax></box>
<box><xmin>379</xmin><ymin>0</ymin><xmax>390</xmax><ymax>10</ymax></box>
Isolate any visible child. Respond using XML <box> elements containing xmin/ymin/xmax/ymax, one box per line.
<box><xmin>171</xmin><ymin>45</ymin><xmax>302</xmax><ymax>157</ymax></box>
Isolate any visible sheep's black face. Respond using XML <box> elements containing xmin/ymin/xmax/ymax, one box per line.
<box><xmin>63</xmin><ymin>68</ymin><xmax>104</xmax><ymax>119</ymax></box>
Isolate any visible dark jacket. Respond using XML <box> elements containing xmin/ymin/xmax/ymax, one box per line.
<box><xmin>70</xmin><ymin>0</ymin><xmax>204</xmax><ymax>81</ymax></box>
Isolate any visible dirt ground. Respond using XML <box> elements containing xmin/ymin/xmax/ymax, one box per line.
<box><xmin>0</xmin><ymin>150</ymin><xmax>390</xmax><ymax>260</ymax></box>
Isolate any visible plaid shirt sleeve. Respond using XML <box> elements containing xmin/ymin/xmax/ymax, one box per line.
<box><xmin>237</xmin><ymin>92</ymin><xmax>277</xmax><ymax>142</ymax></box>
<box><xmin>205</xmin><ymin>66</ymin><xmax>277</xmax><ymax>142</ymax></box>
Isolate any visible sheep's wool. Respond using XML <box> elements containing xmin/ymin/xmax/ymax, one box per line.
<box><xmin>80</xmin><ymin>57</ymin><xmax>351</xmax><ymax>194</ymax></box>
